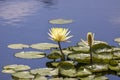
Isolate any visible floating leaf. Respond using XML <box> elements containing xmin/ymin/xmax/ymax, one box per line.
<box><xmin>15</xmin><ymin>51</ymin><xmax>46</xmax><ymax>59</ymax></box>
<box><xmin>68</xmin><ymin>53</ymin><xmax>90</xmax><ymax>63</ymax></box>
<box><xmin>85</xmin><ymin>64</ymin><xmax>108</xmax><ymax>72</ymax></box>
<box><xmin>46</xmin><ymin>61</ymin><xmax>60</xmax><ymax>68</ymax></box>
<box><xmin>30</xmin><ymin>68</ymin><xmax>58</xmax><ymax>76</ymax></box>
<box><xmin>113</xmin><ymin>51</ymin><xmax>120</xmax><ymax>59</ymax></box>
<box><xmin>79</xmin><ymin>75</ymin><xmax>95</xmax><ymax>80</ymax></box>
<box><xmin>8</xmin><ymin>44</ymin><xmax>29</xmax><ymax>49</ymax></box>
<box><xmin>76</xmin><ymin>67</ymin><xmax>92</xmax><ymax>77</ymax></box>
<box><xmin>49</xmin><ymin>78</ymin><xmax>63</xmax><ymax>80</ymax></box>
<box><xmin>30</xmin><ymin>43</ymin><xmax>58</xmax><ymax>50</ymax></box>
<box><xmin>47</xmin><ymin>53</ymin><xmax>61</xmax><ymax>60</ymax></box>
<box><xmin>49</xmin><ymin>18</ymin><xmax>73</xmax><ymax>24</ymax></box>
<box><xmin>12</xmin><ymin>71</ymin><xmax>34</xmax><ymax>79</ymax></box>
<box><xmin>93</xmin><ymin>53</ymin><xmax>113</xmax><ymax>63</ymax></box>
<box><xmin>114</xmin><ymin>38</ymin><xmax>120</xmax><ymax>43</ymax></box>
<box><xmin>109</xmin><ymin>65</ymin><xmax>120</xmax><ymax>72</ymax></box>
<box><xmin>70</xmin><ymin>46</ymin><xmax>89</xmax><ymax>53</ymax></box>
<box><xmin>3</xmin><ymin>64</ymin><xmax>30</xmax><ymax>72</ymax></box>
<box><xmin>34</xmin><ymin>75</ymin><xmax>47</xmax><ymax>80</ymax></box>
<box><xmin>94</xmin><ymin>76</ymin><xmax>108</xmax><ymax>80</ymax></box>
<box><xmin>59</xmin><ymin>61</ymin><xmax>76</xmax><ymax>77</ymax></box>
<box><xmin>2</xmin><ymin>69</ymin><xmax>16</xmax><ymax>74</ymax></box>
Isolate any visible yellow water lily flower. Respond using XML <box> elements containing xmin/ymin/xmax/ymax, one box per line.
<box><xmin>48</xmin><ymin>27</ymin><xmax>73</xmax><ymax>42</ymax></box>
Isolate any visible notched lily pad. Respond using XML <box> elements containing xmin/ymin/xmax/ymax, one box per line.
<box><xmin>68</xmin><ymin>53</ymin><xmax>90</xmax><ymax>63</ymax></box>
<box><xmin>30</xmin><ymin>43</ymin><xmax>58</xmax><ymax>50</ymax></box>
<box><xmin>85</xmin><ymin>64</ymin><xmax>108</xmax><ymax>72</ymax></box>
<box><xmin>3</xmin><ymin>64</ymin><xmax>30</xmax><ymax>72</ymax></box>
<box><xmin>12</xmin><ymin>71</ymin><xmax>34</xmax><ymax>79</ymax></box>
<box><xmin>59</xmin><ymin>61</ymin><xmax>76</xmax><ymax>77</ymax></box>
<box><xmin>47</xmin><ymin>53</ymin><xmax>61</xmax><ymax>60</ymax></box>
<box><xmin>30</xmin><ymin>68</ymin><xmax>58</xmax><ymax>76</ymax></box>
<box><xmin>8</xmin><ymin>44</ymin><xmax>29</xmax><ymax>49</ymax></box>
<box><xmin>49</xmin><ymin>18</ymin><xmax>73</xmax><ymax>24</ymax></box>
<box><xmin>114</xmin><ymin>38</ymin><xmax>120</xmax><ymax>43</ymax></box>
<box><xmin>76</xmin><ymin>67</ymin><xmax>92</xmax><ymax>77</ymax></box>
<box><xmin>15</xmin><ymin>51</ymin><xmax>46</xmax><ymax>59</ymax></box>
<box><xmin>2</xmin><ymin>69</ymin><xmax>16</xmax><ymax>74</ymax></box>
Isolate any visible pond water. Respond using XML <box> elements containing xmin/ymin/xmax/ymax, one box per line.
<box><xmin>0</xmin><ymin>0</ymin><xmax>120</xmax><ymax>80</ymax></box>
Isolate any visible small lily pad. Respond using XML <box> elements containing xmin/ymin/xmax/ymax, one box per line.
<box><xmin>47</xmin><ymin>53</ymin><xmax>61</xmax><ymax>60</ymax></box>
<box><xmin>2</xmin><ymin>69</ymin><xmax>16</xmax><ymax>74</ymax></box>
<box><xmin>34</xmin><ymin>75</ymin><xmax>47</xmax><ymax>80</ymax></box>
<box><xmin>85</xmin><ymin>64</ymin><xmax>108</xmax><ymax>72</ymax></box>
<box><xmin>59</xmin><ymin>61</ymin><xmax>76</xmax><ymax>77</ymax></box>
<box><xmin>30</xmin><ymin>43</ymin><xmax>58</xmax><ymax>50</ymax></box>
<box><xmin>49</xmin><ymin>18</ymin><xmax>73</xmax><ymax>24</ymax></box>
<box><xmin>68</xmin><ymin>53</ymin><xmax>90</xmax><ymax>63</ymax></box>
<box><xmin>30</xmin><ymin>68</ymin><xmax>58</xmax><ymax>76</ymax></box>
<box><xmin>8</xmin><ymin>44</ymin><xmax>29</xmax><ymax>49</ymax></box>
<box><xmin>76</xmin><ymin>67</ymin><xmax>92</xmax><ymax>77</ymax></box>
<box><xmin>114</xmin><ymin>38</ymin><xmax>120</xmax><ymax>43</ymax></box>
<box><xmin>15</xmin><ymin>51</ymin><xmax>46</xmax><ymax>59</ymax></box>
<box><xmin>12</xmin><ymin>71</ymin><xmax>34</xmax><ymax>79</ymax></box>
<box><xmin>46</xmin><ymin>61</ymin><xmax>60</xmax><ymax>68</ymax></box>
<box><xmin>3</xmin><ymin>64</ymin><xmax>30</xmax><ymax>72</ymax></box>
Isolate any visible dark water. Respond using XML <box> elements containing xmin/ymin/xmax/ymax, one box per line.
<box><xmin>0</xmin><ymin>0</ymin><xmax>120</xmax><ymax>80</ymax></box>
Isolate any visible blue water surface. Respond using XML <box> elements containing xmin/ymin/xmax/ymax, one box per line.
<box><xmin>0</xmin><ymin>0</ymin><xmax>120</xmax><ymax>80</ymax></box>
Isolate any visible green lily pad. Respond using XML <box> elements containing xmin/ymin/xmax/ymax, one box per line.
<box><xmin>114</xmin><ymin>38</ymin><xmax>120</xmax><ymax>43</ymax></box>
<box><xmin>79</xmin><ymin>75</ymin><xmax>95</xmax><ymax>80</ymax></box>
<box><xmin>68</xmin><ymin>53</ymin><xmax>90</xmax><ymax>63</ymax></box>
<box><xmin>85</xmin><ymin>64</ymin><xmax>108</xmax><ymax>72</ymax></box>
<box><xmin>49</xmin><ymin>18</ymin><xmax>73</xmax><ymax>24</ymax></box>
<box><xmin>49</xmin><ymin>78</ymin><xmax>63</xmax><ymax>80</ymax></box>
<box><xmin>47</xmin><ymin>53</ymin><xmax>61</xmax><ymax>60</ymax></box>
<box><xmin>93</xmin><ymin>53</ymin><xmax>113</xmax><ymax>63</ymax></box>
<box><xmin>64</xmin><ymin>78</ymin><xmax>78</xmax><ymax>80</ymax></box>
<box><xmin>15</xmin><ymin>51</ymin><xmax>46</xmax><ymax>59</ymax></box>
<box><xmin>46</xmin><ymin>61</ymin><xmax>60</xmax><ymax>68</ymax></box>
<box><xmin>30</xmin><ymin>68</ymin><xmax>58</xmax><ymax>76</ymax></box>
<box><xmin>78</xmin><ymin>40</ymin><xmax>108</xmax><ymax>47</ymax></box>
<box><xmin>30</xmin><ymin>43</ymin><xmax>58</xmax><ymax>50</ymax></box>
<box><xmin>12</xmin><ymin>71</ymin><xmax>34</xmax><ymax>79</ymax></box>
<box><xmin>59</xmin><ymin>61</ymin><xmax>76</xmax><ymax>77</ymax></box>
<box><xmin>76</xmin><ymin>67</ymin><xmax>92</xmax><ymax>77</ymax></box>
<box><xmin>113</xmin><ymin>51</ymin><xmax>120</xmax><ymax>59</ymax></box>
<box><xmin>8</xmin><ymin>44</ymin><xmax>29</xmax><ymax>49</ymax></box>
<box><xmin>94</xmin><ymin>76</ymin><xmax>108</xmax><ymax>80</ymax></box>
<box><xmin>2</xmin><ymin>69</ymin><xmax>16</xmax><ymax>74</ymax></box>
<box><xmin>109</xmin><ymin>64</ymin><xmax>120</xmax><ymax>72</ymax></box>
<box><xmin>34</xmin><ymin>74</ymin><xmax>47</xmax><ymax>80</ymax></box>
<box><xmin>91</xmin><ymin>43</ymin><xmax>111</xmax><ymax>52</ymax></box>
<box><xmin>70</xmin><ymin>46</ymin><xmax>89</xmax><ymax>53</ymax></box>
<box><xmin>3</xmin><ymin>64</ymin><xmax>30</xmax><ymax>72</ymax></box>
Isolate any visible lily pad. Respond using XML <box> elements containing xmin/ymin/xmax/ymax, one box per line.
<box><xmin>2</xmin><ymin>69</ymin><xmax>16</xmax><ymax>74</ymax></box>
<box><xmin>49</xmin><ymin>78</ymin><xmax>63</xmax><ymax>80</ymax></box>
<box><xmin>12</xmin><ymin>71</ymin><xmax>34</xmax><ymax>79</ymax></box>
<box><xmin>85</xmin><ymin>64</ymin><xmax>108</xmax><ymax>72</ymax></box>
<box><xmin>59</xmin><ymin>61</ymin><xmax>76</xmax><ymax>77</ymax></box>
<box><xmin>8</xmin><ymin>44</ymin><xmax>29</xmax><ymax>49</ymax></box>
<box><xmin>76</xmin><ymin>67</ymin><xmax>92</xmax><ymax>77</ymax></box>
<box><xmin>30</xmin><ymin>43</ymin><xmax>58</xmax><ymax>50</ymax></box>
<box><xmin>30</xmin><ymin>68</ymin><xmax>58</xmax><ymax>76</ymax></box>
<box><xmin>47</xmin><ymin>53</ymin><xmax>61</xmax><ymax>60</ymax></box>
<box><xmin>68</xmin><ymin>53</ymin><xmax>90</xmax><ymax>63</ymax></box>
<box><xmin>94</xmin><ymin>76</ymin><xmax>108</xmax><ymax>80</ymax></box>
<box><xmin>70</xmin><ymin>46</ymin><xmax>89</xmax><ymax>53</ymax></box>
<box><xmin>34</xmin><ymin>75</ymin><xmax>47</xmax><ymax>80</ymax></box>
<box><xmin>46</xmin><ymin>61</ymin><xmax>60</xmax><ymax>68</ymax></box>
<box><xmin>49</xmin><ymin>18</ymin><xmax>73</xmax><ymax>24</ymax></box>
<box><xmin>114</xmin><ymin>38</ymin><xmax>120</xmax><ymax>43</ymax></box>
<box><xmin>15</xmin><ymin>51</ymin><xmax>46</xmax><ymax>59</ymax></box>
<box><xmin>3</xmin><ymin>64</ymin><xmax>30</xmax><ymax>72</ymax></box>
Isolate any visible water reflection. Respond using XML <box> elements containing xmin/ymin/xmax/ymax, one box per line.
<box><xmin>0</xmin><ymin>0</ymin><xmax>40</xmax><ymax>25</ymax></box>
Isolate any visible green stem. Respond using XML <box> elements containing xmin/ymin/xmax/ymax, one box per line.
<box><xmin>90</xmin><ymin>46</ymin><xmax>92</xmax><ymax>64</ymax></box>
<box><xmin>58</xmin><ymin>41</ymin><xmax>65</xmax><ymax>61</ymax></box>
